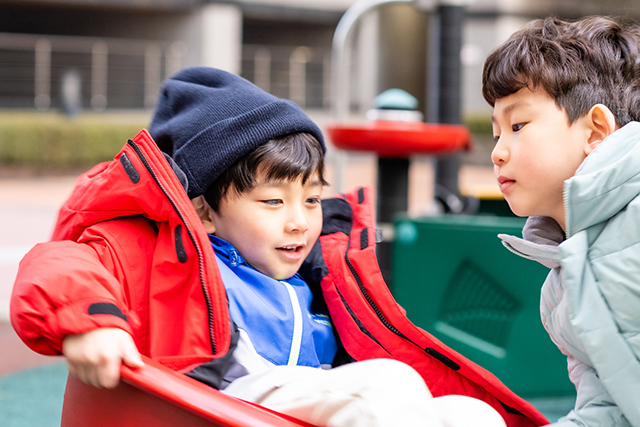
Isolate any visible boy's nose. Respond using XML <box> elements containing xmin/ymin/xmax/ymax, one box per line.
<box><xmin>491</xmin><ymin>138</ymin><xmax>509</xmax><ymax>166</ymax></box>
<box><xmin>286</xmin><ymin>208</ymin><xmax>310</xmax><ymax>233</ymax></box>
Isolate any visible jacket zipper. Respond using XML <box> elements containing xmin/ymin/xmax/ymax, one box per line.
<box><xmin>344</xmin><ymin>252</ymin><xmax>409</xmax><ymax>341</ymax></box>
<box><xmin>563</xmin><ymin>184</ymin><xmax>573</xmax><ymax>238</ymax></box>
<box><xmin>127</xmin><ymin>140</ymin><xmax>216</xmax><ymax>354</ymax></box>
<box><xmin>344</xmin><ymin>246</ymin><xmax>460</xmax><ymax>370</ymax></box>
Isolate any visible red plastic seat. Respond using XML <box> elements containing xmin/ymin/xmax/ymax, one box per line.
<box><xmin>61</xmin><ymin>356</ymin><xmax>314</xmax><ymax>427</ymax></box>
<box><xmin>326</xmin><ymin>121</ymin><xmax>470</xmax><ymax>157</ymax></box>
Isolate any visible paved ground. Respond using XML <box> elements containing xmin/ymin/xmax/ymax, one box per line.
<box><xmin>0</xmin><ymin>175</ymin><xmax>77</xmax><ymax>319</ymax></box>
<box><xmin>0</xmin><ymin>175</ymin><xmax>76</xmax><ymax>426</ymax></box>
<box><xmin>0</xmin><ymin>175</ymin><xmax>78</xmax><ymax>376</ymax></box>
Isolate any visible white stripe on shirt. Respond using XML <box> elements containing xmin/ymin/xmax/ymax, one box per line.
<box><xmin>282</xmin><ymin>281</ymin><xmax>303</xmax><ymax>366</ymax></box>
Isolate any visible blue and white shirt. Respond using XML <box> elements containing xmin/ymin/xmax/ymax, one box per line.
<box><xmin>210</xmin><ymin>235</ymin><xmax>338</xmax><ymax>385</ymax></box>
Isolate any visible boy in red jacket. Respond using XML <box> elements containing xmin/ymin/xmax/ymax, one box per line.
<box><xmin>11</xmin><ymin>67</ymin><xmax>546</xmax><ymax>427</ymax></box>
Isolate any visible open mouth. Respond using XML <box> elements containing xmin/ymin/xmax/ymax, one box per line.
<box><xmin>277</xmin><ymin>245</ymin><xmax>303</xmax><ymax>252</ymax></box>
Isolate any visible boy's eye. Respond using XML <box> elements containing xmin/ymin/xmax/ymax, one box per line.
<box><xmin>512</xmin><ymin>123</ymin><xmax>525</xmax><ymax>132</ymax></box>
<box><xmin>263</xmin><ymin>199</ymin><xmax>283</xmax><ymax>206</ymax></box>
<box><xmin>306</xmin><ymin>197</ymin><xmax>321</xmax><ymax>205</ymax></box>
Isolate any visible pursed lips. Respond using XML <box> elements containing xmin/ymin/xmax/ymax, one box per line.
<box><xmin>497</xmin><ymin>175</ymin><xmax>515</xmax><ymax>192</ymax></box>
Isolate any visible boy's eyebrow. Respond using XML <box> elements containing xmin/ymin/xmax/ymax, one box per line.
<box><xmin>256</xmin><ymin>178</ymin><xmax>325</xmax><ymax>188</ymax></box>
<box><xmin>306</xmin><ymin>178</ymin><xmax>325</xmax><ymax>188</ymax></box>
<box><xmin>491</xmin><ymin>99</ymin><xmax>529</xmax><ymax>123</ymax></box>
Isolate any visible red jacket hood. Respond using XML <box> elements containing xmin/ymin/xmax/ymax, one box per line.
<box><xmin>53</xmin><ymin>130</ymin><xmax>194</xmax><ymax>242</ymax></box>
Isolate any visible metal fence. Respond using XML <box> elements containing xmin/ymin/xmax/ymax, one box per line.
<box><xmin>241</xmin><ymin>44</ymin><xmax>331</xmax><ymax>110</ymax></box>
<box><xmin>0</xmin><ymin>33</ymin><xmax>331</xmax><ymax>112</ymax></box>
<box><xmin>0</xmin><ymin>32</ymin><xmax>186</xmax><ymax>111</ymax></box>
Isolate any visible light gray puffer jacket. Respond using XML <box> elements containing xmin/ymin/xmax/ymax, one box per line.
<box><xmin>499</xmin><ymin>122</ymin><xmax>640</xmax><ymax>427</ymax></box>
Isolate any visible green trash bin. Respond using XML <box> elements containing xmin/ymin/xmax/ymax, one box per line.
<box><xmin>391</xmin><ymin>215</ymin><xmax>574</xmax><ymax>398</ymax></box>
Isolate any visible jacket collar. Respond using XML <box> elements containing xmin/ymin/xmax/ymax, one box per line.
<box><xmin>209</xmin><ymin>235</ymin><xmax>247</xmax><ymax>267</ymax></box>
<box><xmin>565</xmin><ymin>121</ymin><xmax>640</xmax><ymax>237</ymax></box>
<box><xmin>499</xmin><ymin>216</ymin><xmax>563</xmax><ymax>269</ymax></box>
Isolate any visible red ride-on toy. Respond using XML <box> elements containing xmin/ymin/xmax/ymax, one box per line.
<box><xmin>61</xmin><ymin>355</ymin><xmax>314</xmax><ymax>427</ymax></box>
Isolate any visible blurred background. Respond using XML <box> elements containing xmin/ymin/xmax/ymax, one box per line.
<box><xmin>2</xmin><ymin>0</ymin><xmax>640</xmax><ymax>425</ymax></box>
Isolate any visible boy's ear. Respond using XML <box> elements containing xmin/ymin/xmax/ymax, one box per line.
<box><xmin>191</xmin><ymin>196</ymin><xmax>216</xmax><ymax>234</ymax></box>
<box><xmin>584</xmin><ymin>104</ymin><xmax>617</xmax><ymax>155</ymax></box>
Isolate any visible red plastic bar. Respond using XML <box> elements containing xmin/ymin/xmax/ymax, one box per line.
<box><xmin>326</xmin><ymin>121</ymin><xmax>470</xmax><ymax>157</ymax></box>
<box><xmin>61</xmin><ymin>356</ymin><xmax>314</xmax><ymax>427</ymax></box>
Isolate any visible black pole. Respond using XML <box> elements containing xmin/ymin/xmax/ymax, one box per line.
<box><xmin>435</xmin><ymin>3</ymin><xmax>465</xmax><ymax>197</ymax></box>
<box><xmin>376</xmin><ymin>156</ymin><xmax>409</xmax><ymax>286</ymax></box>
<box><xmin>374</xmin><ymin>6</ymin><xmax>428</xmax><ymax>285</ymax></box>
<box><xmin>376</xmin><ymin>157</ymin><xmax>410</xmax><ymax>224</ymax></box>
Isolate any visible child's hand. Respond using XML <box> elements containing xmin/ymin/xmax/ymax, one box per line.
<box><xmin>62</xmin><ymin>328</ymin><xmax>144</xmax><ymax>389</ymax></box>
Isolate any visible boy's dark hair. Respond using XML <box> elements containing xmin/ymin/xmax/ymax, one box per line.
<box><xmin>204</xmin><ymin>132</ymin><xmax>328</xmax><ymax>212</ymax></box>
<box><xmin>482</xmin><ymin>16</ymin><xmax>640</xmax><ymax>127</ymax></box>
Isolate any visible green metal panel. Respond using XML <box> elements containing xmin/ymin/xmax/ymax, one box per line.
<box><xmin>391</xmin><ymin>215</ymin><xmax>575</xmax><ymax>398</ymax></box>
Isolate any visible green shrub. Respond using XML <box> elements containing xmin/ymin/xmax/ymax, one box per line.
<box><xmin>0</xmin><ymin>111</ymin><xmax>496</xmax><ymax>171</ymax></box>
<box><xmin>0</xmin><ymin>111</ymin><xmax>149</xmax><ymax>169</ymax></box>
<box><xmin>463</xmin><ymin>113</ymin><xmax>493</xmax><ymax>136</ymax></box>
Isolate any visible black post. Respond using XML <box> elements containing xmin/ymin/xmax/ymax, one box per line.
<box><xmin>435</xmin><ymin>3</ymin><xmax>465</xmax><ymax>197</ymax></box>
<box><xmin>374</xmin><ymin>6</ymin><xmax>428</xmax><ymax>285</ymax></box>
<box><xmin>377</xmin><ymin>157</ymin><xmax>410</xmax><ymax>224</ymax></box>
<box><xmin>376</xmin><ymin>157</ymin><xmax>410</xmax><ymax>285</ymax></box>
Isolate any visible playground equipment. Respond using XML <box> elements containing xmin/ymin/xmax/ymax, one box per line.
<box><xmin>391</xmin><ymin>216</ymin><xmax>575</xmax><ymax>398</ymax></box>
<box><xmin>329</xmin><ymin>0</ymin><xmax>470</xmax><ymax>216</ymax></box>
<box><xmin>328</xmin><ymin>88</ymin><xmax>471</xmax><ymax>219</ymax></box>
<box><xmin>327</xmin><ymin>0</ymin><xmax>473</xmax><ymax>282</ymax></box>
<box><xmin>61</xmin><ymin>356</ymin><xmax>313</xmax><ymax>427</ymax></box>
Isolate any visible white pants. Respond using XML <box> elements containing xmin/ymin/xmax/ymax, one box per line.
<box><xmin>222</xmin><ymin>359</ymin><xmax>506</xmax><ymax>427</ymax></box>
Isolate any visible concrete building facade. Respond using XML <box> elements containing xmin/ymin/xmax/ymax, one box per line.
<box><xmin>1</xmin><ymin>0</ymin><xmax>640</xmax><ymax>116</ymax></box>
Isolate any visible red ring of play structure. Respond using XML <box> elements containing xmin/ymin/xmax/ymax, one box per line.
<box><xmin>61</xmin><ymin>355</ymin><xmax>314</xmax><ymax>427</ymax></box>
<box><xmin>326</xmin><ymin>121</ymin><xmax>471</xmax><ymax>157</ymax></box>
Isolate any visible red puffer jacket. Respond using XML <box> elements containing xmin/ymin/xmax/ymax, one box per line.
<box><xmin>11</xmin><ymin>129</ymin><xmax>547</xmax><ymax>426</ymax></box>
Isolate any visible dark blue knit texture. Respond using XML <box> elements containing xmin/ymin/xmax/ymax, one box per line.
<box><xmin>149</xmin><ymin>67</ymin><xmax>325</xmax><ymax>198</ymax></box>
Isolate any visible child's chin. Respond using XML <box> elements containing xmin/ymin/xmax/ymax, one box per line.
<box><xmin>505</xmin><ymin>201</ymin><xmax>526</xmax><ymax>217</ymax></box>
<box><xmin>509</xmin><ymin>207</ymin><xmax>530</xmax><ymax>218</ymax></box>
<box><xmin>270</xmin><ymin>269</ymin><xmax>299</xmax><ymax>281</ymax></box>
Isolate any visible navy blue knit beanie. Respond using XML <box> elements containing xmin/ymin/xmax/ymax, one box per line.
<box><xmin>149</xmin><ymin>67</ymin><xmax>325</xmax><ymax>199</ymax></box>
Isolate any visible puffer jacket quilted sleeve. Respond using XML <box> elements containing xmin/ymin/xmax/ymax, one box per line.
<box><xmin>11</xmin><ymin>239</ymin><xmax>139</xmax><ymax>355</ymax></box>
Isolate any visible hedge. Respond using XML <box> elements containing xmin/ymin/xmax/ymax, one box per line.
<box><xmin>463</xmin><ymin>113</ymin><xmax>493</xmax><ymax>136</ymax></box>
<box><xmin>0</xmin><ymin>111</ymin><xmax>494</xmax><ymax>170</ymax></box>
<box><xmin>0</xmin><ymin>111</ymin><xmax>149</xmax><ymax>169</ymax></box>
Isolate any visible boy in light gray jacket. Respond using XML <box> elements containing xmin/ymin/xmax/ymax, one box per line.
<box><xmin>483</xmin><ymin>16</ymin><xmax>640</xmax><ymax>427</ymax></box>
